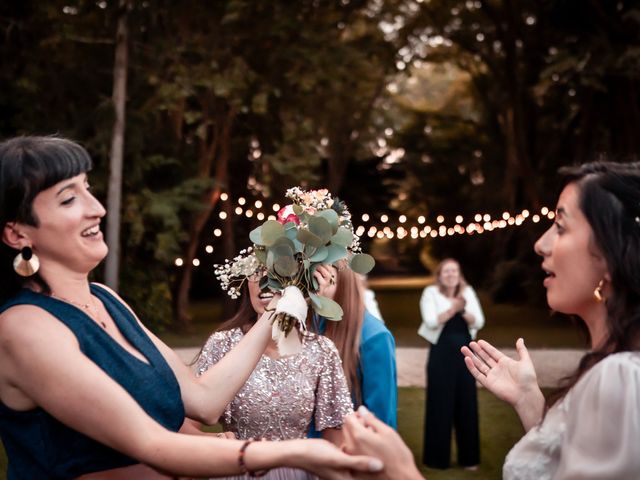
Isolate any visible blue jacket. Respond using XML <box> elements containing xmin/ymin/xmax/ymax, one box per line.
<box><xmin>358</xmin><ymin>310</ymin><xmax>398</xmax><ymax>428</ymax></box>
<box><xmin>309</xmin><ymin>310</ymin><xmax>397</xmax><ymax>435</ymax></box>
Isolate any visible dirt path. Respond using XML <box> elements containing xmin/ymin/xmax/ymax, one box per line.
<box><xmin>396</xmin><ymin>347</ymin><xmax>585</xmax><ymax>388</ymax></box>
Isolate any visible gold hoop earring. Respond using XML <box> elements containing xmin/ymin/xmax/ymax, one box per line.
<box><xmin>593</xmin><ymin>279</ymin><xmax>605</xmax><ymax>303</ymax></box>
<box><xmin>13</xmin><ymin>246</ymin><xmax>40</xmax><ymax>277</ymax></box>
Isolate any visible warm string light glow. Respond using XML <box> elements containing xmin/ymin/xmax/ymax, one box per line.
<box><xmin>175</xmin><ymin>193</ymin><xmax>556</xmax><ymax>266</ymax></box>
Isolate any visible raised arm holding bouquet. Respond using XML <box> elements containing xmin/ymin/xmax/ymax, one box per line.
<box><xmin>215</xmin><ymin>187</ymin><xmax>375</xmax><ymax>355</ymax></box>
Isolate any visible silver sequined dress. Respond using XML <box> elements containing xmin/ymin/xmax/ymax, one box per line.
<box><xmin>196</xmin><ymin>328</ymin><xmax>354</xmax><ymax>480</ymax></box>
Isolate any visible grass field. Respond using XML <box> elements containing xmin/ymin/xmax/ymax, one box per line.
<box><xmin>401</xmin><ymin>387</ymin><xmax>525</xmax><ymax>480</ymax></box>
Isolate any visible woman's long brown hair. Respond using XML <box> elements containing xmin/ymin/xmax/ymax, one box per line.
<box><xmin>546</xmin><ymin>161</ymin><xmax>640</xmax><ymax>408</ymax></box>
<box><xmin>322</xmin><ymin>267</ymin><xmax>366</xmax><ymax>405</ymax></box>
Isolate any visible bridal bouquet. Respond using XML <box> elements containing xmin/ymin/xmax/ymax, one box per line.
<box><xmin>215</xmin><ymin>187</ymin><xmax>374</xmax><ymax>354</ymax></box>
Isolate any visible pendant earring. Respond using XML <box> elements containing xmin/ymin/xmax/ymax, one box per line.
<box><xmin>13</xmin><ymin>246</ymin><xmax>40</xmax><ymax>277</ymax></box>
<box><xmin>593</xmin><ymin>279</ymin><xmax>605</xmax><ymax>303</ymax></box>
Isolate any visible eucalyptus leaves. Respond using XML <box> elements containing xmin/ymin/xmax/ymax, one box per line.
<box><xmin>214</xmin><ymin>188</ymin><xmax>375</xmax><ymax>354</ymax></box>
<box><xmin>249</xmin><ymin>202</ymin><xmax>375</xmax><ymax>323</ymax></box>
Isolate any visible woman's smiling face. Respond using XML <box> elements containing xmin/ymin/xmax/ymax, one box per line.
<box><xmin>20</xmin><ymin>173</ymin><xmax>108</xmax><ymax>274</ymax></box>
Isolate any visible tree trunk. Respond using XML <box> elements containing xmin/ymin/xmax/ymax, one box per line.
<box><xmin>174</xmin><ymin>106</ymin><xmax>236</xmax><ymax>330</ymax></box>
<box><xmin>498</xmin><ymin>0</ymin><xmax>539</xmax><ymax>210</ymax></box>
<box><xmin>104</xmin><ymin>0</ymin><xmax>130</xmax><ymax>290</ymax></box>
<box><xmin>327</xmin><ymin>135</ymin><xmax>353</xmax><ymax>195</ymax></box>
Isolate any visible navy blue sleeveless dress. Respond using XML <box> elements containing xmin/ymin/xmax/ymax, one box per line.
<box><xmin>0</xmin><ymin>284</ymin><xmax>185</xmax><ymax>479</ymax></box>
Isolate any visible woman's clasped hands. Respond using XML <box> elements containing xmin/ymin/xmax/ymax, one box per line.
<box><xmin>342</xmin><ymin>406</ymin><xmax>423</xmax><ymax>480</ymax></box>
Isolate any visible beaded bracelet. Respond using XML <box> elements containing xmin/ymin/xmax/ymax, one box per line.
<box><xmin>238</xmin><ymin>438</ymin><xmax>269</xmax><ymax>477</ymax></box>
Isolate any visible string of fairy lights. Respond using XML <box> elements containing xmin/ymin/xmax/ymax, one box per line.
<box><xmin>173</xmin><ymin>193</ymin><xmax>556</xmax><ymax>267</ymax></box>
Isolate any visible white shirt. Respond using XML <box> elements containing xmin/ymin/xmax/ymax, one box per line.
<box><xmin>363</xmin><ymin>288</ymin><xmax>384</xmax><ymax>323</ymax></box>
<box><xmin>503</xmin><ymin>352</ymin><xmax>640</xmax><ymax>480</ymax></box>
<box><xmin>417</xmin><ymin>284</ymin><xmax>484</xmax><ymax>344</ymax></box>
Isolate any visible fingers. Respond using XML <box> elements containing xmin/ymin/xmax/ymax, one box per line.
<box><xmin>463</xmin><ymin>355</ymin><xmax>489</xmax><ymax>386</ymax></box>
<box><xmin>476</xmin><ymin>339</ymin><xmax>504</xmax><ymax>363</ymax></box>
<box><xmin>469</xmin><ymin>341</ymin><xmax>497</xmax><ymax>369</ymax></box>
<box><xmin>315</xmin><ymin>265</ymin><xmax>337</xmax><ymax>286</ymax></box>
<box><xmin>461</xmin><ymin>346</ymin><xmax>490</xmax><ymax>380</ymax></box>
<box><xmin>515</xmin><ymin>337</ymin><xmax>530</xmax><ymax>361</ymax></box>
<box><xmin>356</xmin><ymin>406</ymin><xmax>389</xmax><ymax>434</ymax></box>
<box><xmin>463</xmin><ymin>349</ymin><xmax>491</xmax><ymax>378</ymax></box>
<box><xmin>462</xmin><ymin>342</ymin><xmax>495</xmax><ymax>376</ymax></box>
<box><xmin>340</xmin><ymin>452</ymin><xmax>384</xmax><ymax>475</ymax></box>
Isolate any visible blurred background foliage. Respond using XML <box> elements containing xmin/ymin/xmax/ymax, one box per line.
<box><xmin>1</xmin><ymin>0</ymin><xmax>638</xmax><ymax>330</ymax></box>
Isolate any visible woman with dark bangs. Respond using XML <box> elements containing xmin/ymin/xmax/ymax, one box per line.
<box><xmin>0</xmin><ymin>136</ymin><xmax>382</xmax><ymax>479</ymax></box>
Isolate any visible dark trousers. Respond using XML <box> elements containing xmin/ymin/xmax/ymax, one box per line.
<box><xmin>422</xmin><ymin>332</ymin><xmax>480</xmax><ymax>469</ymax></box>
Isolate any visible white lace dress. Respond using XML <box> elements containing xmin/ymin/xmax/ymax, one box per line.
<box><xmin>503</xmin><ymin>352</ymin><xmax>640</xmax><ymax>480</ymax></box>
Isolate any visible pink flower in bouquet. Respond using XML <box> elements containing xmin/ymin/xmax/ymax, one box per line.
<box><xmin>277</xmin><ymin>205</ymin><xmax>300</xmax><ymax>225</ymax></box>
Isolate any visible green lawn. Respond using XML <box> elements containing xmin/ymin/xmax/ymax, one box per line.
<box><xmin>401</xmin><ymin>387</ymin><xmax>524</xmax><ymax>480</ymax></box>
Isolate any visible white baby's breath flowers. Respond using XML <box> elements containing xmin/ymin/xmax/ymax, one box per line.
<box><xmin>214</xmin><ymin>247</ymin><xmax>261</xmax><ymax>298</ymax></box>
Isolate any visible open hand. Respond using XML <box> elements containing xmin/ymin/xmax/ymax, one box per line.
<box><xmin>461</xmin><ymin>338</ymin><xmax>539</xmax><ymax>406</ymax></box>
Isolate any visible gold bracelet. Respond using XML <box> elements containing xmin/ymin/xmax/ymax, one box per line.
<box><xmin>238</xmin><ymin>438</ymin><xmax>269</xmax><ymax>477</ymax></box>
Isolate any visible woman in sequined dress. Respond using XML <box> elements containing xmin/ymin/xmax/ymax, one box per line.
<box><xmin>195</xmin><ymin>266</ymin><xmax>354</xmax><ymax>480</ymax></box>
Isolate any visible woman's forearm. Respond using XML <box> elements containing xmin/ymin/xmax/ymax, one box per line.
<box><xmin>192</xmin><ymin>312</ymin><xmax>273</xmax><ymax>423</ymax></box>
<box><xmin>139</xmin><ymin>430</ymin><xmax>288</xmax><ymax>476</ymax></box>
<box><xmin>142</xmin><ymin>432</ymin><xmax>370</xmax><ymax>478</ymax></box>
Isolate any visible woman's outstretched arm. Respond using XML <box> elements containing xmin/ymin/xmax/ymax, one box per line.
<box><xmin>0</xmin><ymin>305</ymin><xmax>382</xmax><ymax>479</ymax></box>
<box><xmin>97</xmin><ymin>283</ymin><xmax>281</xmax><ymax>424</ymax></box>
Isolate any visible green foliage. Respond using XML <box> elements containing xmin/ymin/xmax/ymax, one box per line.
<box><xmin>2</xmin><ymin>0</ymin><xmax>639</xmax><ymax>319</ymax></box>
<box><xmin>249</xmin><ymin>200</ymin><xmax>374</xmax><ymax>320</ymax></box>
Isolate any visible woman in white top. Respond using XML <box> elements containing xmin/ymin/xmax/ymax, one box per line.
<box><xmin>463</xmin><ymin>160</ymin><xmax>640</xmax><ymax>479</ymax></box>
<box><xmin>344</xmin><ymin>161</ymin><xmax>640</xmax><ymax>480</ymax></box>
<box><xmin>418</xmin><ymin>259</ymin><xmax>484</xmax><ymax>470</ymax></box>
